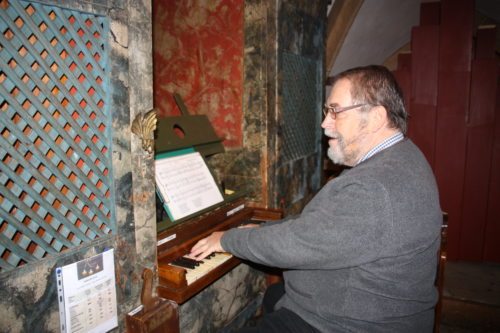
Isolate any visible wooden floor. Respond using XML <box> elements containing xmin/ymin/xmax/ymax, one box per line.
<box><xmin>439</xmin><ymin>261</ymin><xmax>500</xmax><ymax>332</ymax></box>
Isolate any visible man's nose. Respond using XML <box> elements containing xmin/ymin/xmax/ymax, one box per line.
<box><xmin>321</xmin><ymin>115</ymin><xmax>334</xmax><ymax>129</ymax></box>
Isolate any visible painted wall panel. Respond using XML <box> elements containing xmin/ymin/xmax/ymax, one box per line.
<box><xmin>153</xmin><ymin>0</ymin><xmax>244</xmax><ymax>147</ymax></box>
<box><xmin>438</xmin><ymin>0</ymin><xmax>473</xmax><ymax>72</ymax></box>
<box><xmin>468</xmin><ymin>59</ymin><xmax>497</xmax><ymax>126</ymax></box>
<box><xmin>436</xmin><ymin>71</ymin><xmax>471</xmax><ymax>116</ymax></box>
<box><xmin>389</xmin><ymin>0</ymin><xmax>500</xmax><ymax>262</ymax></box>
<box><xmin>393</xmin><ymin>66</ymin><xmax>411</xmax><ymax>123</ymax></box>
<box><xmin>408</xmin><ymin>103</ymin><xmax>437</xmax><ymax>166</ymax></box>
<box><xmin>483</xmin><ymin>72</ymin><xmax>500</xmax><ymax>262</ymax></box>
<box><xmin>419</xmin><ymin>1</ymin><xmax>440</xmax><ymax>26</ymax></box>
<box><xmin>397</xmin><ymin>52</ymin><xmax>411</xmax><ymax>71</ymax></box>
<box><xmin>411</xmin><ymin>25</ymin><xmax>439</xmax><ymax>106</ymax></box>
<box><xmin>434</xmin><ymin>114</ymin><xmax>467</xmax><ymax>259</ymax></box>
<box><xmin>459</xmin><ymin>126</ymin><xmax>494</xmax><ymax>260</ymax></box>
<box><xmin>475</xmin><ymin>27</ymin><xmax>496</xmax><ymax>59</ymax></box>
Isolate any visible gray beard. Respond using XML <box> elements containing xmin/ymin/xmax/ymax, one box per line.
<box><xmin>324</xmin><ymin>118</ymin><xmax>369</xmax><ymax>166</ymax></box>
<box><xmin>325</xmin><ymin>128</ymin><xmax>365</xmax><ymax>166</ymax></box>
<box><xmin>327</xmin><ymin>138</ymin><xmax>346</xmax><ymax>165</ymax></box>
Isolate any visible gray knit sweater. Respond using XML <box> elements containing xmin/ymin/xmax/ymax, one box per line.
<box><xmin>221</xmin><ymin>139</ymin><xmax>442</xmax><ymax>332</ymax></box>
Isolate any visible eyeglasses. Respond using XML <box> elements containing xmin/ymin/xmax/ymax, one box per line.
<box><xmin>322</xmin><ymin>103</ymin><xmax>367</xmax><ymax>120</ymax></box>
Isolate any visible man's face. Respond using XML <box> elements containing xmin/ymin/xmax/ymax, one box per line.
<box><xmin>321</xmin><ymin>79</ymin><xmax>369</xmax><ymax>166</ymax></box>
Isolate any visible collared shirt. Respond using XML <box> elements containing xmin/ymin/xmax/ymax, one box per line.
<box><xmin>356</xmin><ymin>132</ymin><xmax>404</xmax><ymax>165</ymax></box>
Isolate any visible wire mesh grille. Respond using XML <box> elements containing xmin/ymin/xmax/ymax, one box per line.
<box><xmin>281</xmin><ymin>52</ymin><xmax>321</xmax><ymax>163</ymax></box>
<box><xmin>0</xmin><ymin>0</ymin><xmax>113</xmax><ymax>273</ymax></box>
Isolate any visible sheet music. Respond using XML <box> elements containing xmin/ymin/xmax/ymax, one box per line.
<box><xmin>155</xmin><ymin>151</ymin><xmax>224</xmax><ymax>221</ymax></box>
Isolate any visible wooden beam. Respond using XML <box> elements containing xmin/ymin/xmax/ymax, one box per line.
<box><xmin>326</xmin><ymin>0</ymin><xmax>364</xmax><ymax>72</ymax></box>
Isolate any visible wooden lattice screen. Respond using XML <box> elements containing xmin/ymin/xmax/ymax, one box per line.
<box><xmin>0</xmin><ymin>0</ymin><xmax>114</xmax><ymax>273</ymax></box>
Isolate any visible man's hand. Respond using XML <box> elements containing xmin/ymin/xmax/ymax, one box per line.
<box><xmin>239</xmin><ymin>223</ymin><xmax>260</xmax><ymax>229</ymax></box>
<box><xmin>188</xmin><ymin>231</ymin><xmax>225</xmax><ymax>260</ymax></box>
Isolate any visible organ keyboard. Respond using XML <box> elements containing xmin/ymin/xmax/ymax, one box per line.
<box><xmin>156</xmin><ymin>199</ymin><xmax>282</xmax><ymax>304</ymax></box>
<box><xmin>166</xmin><ymin>252</ymin><xmax>233</xmax><ymax>285</ymax></box>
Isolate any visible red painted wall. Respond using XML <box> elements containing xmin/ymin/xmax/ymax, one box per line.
<box><xmin>153</xmin><ymin>0</ymin><xmax>244</xmax><ymax>147</ymax></box>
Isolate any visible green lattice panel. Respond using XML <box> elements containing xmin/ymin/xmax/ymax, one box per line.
<box><xmin>0</xmin><ymin>0</ymin><xmax>114</xmax><ymax>273</ymax></box>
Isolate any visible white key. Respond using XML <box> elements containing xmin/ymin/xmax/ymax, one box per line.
<box><xmin>182</xmin><ymin>252</ymin><xmax>233</xmax><ymax>285</ymax></box>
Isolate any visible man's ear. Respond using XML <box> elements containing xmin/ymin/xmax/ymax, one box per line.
<box><xmin>370</xmin><ymin>106</ymin><xmax>389</xmax><ymax>131</ymax></box>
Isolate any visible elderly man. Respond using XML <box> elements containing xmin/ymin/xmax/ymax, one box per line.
<box><xmin>190</xmin><ymin>65</ymin><xmax>442</xmax><ymax>332</ymax></box>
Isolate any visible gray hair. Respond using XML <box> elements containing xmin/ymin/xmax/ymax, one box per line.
<box><xmin>331</xmin><ymin>65</ymin><xmax>408</xmax><ymax>134</ymax></box>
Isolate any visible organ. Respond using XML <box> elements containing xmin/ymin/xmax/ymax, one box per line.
<box><xmin>152</xmin><ymin>95</ymin><xmax>282</xmax><ymax>305</ymax></box>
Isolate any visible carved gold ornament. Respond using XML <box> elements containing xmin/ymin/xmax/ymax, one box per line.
<box><xmin>131</xmin><ymin>109</ymin><xmax>157</xmax><ymax>154</ymax></box>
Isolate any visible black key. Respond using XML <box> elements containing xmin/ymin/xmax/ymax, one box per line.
<box><xmin>171</xmin><ymin>257</ymin><xmax>196</xmax><ymax>269</ymax></box>
<box><xmin>181</xmin><ymin>256</ymin><xmax>203</xmax><ymax>266</ymax></box>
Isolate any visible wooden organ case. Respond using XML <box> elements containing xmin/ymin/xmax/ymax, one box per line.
<box><xmin>153</xmin><ymin>96</ymin><xmax>282</xmax><ymax>305</ymax></box>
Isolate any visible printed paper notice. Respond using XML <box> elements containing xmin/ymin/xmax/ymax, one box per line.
<box><xmin>155</xmin><ymin>151</ymin><xmax>224</xmax><ymax>221</ymax></box>
<box><xmin>56</xmin><ymin>249</ymin><xmax>118</xmax><ymax>333</ymax></box>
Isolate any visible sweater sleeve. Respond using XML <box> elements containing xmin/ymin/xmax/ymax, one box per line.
<box><xmin>221</xmin><ymin>175</ymin><xmax>394</xmax><ymax>270</ymax></box>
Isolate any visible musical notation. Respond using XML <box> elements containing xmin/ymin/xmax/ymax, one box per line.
<box><xmin>155</xmin><ymin>151</ymin><xmax>224</xmax><ymax>221</ymax></box>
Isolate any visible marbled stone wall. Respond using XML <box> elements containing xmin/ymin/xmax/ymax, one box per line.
<box><xmin>0</xmin><ymin>0</ymin><xmax>155</xmax><ymax>332</ymax></box>
<box><xmin>209</xmin><ymin>0</ymin><xmax>278</xmax><ymax>206</ymax></box>
<box><xmin>212</xmin><ymin>0</ymin><xmax>327</xmax><ymax>215</ymax></box>
<box><xmin>179</xmin><ymin>264</ymin><xmax>267</xmax><ymax>332</ymax></box>
<box><xmin>272</xmin><ymin>0</ymin><xmax>326</xmax><ymax>214</ymax></box>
